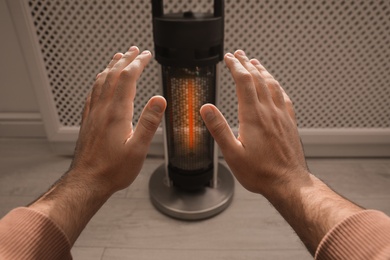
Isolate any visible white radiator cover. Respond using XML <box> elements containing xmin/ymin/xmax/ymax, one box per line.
<box><xmin>7</xmin><ymin>0</ymin><xmax>390</xmax><ymax>156</ymax></box>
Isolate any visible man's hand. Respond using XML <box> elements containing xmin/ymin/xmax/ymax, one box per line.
<box><xmin>201</xmin><ymin>50</ymin><xmax>363</xmax><ymax>255</ymax></box>
<box><xmin>29</xmin><ymin>46</ymin><xmax>166</xmax><ymax>245</ymax></box>
<box><xmin>70</xmin><ymin>46</ymin><xmax>166</xmax><ymax>195</ymax></box>
<box><xmin>200</xmin><ymin>50</ymin><xmax>310</xmax><ymax>197</ymax></box>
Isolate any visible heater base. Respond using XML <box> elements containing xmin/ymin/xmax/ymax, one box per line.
<box><xmin>149</xmin><ymin>163</ymin><xmax>234</xmax><ymax>220</ymax></box>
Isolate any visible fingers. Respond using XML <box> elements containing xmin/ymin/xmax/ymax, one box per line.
<box><xmin>90</xmin><ymin>52</ymin><xmax>123</xmax><ymax>107</ymax></box>
<box><xmin>130</xmin><ymin>96</ymin><xmax>166</xmax><ymax>150</ymax></box>
<box><xmin>89</xmin><ymin>46</ymin><xmax>151</xmax><ymax>115</ymax></box>
<box><xmin>113</xmin><ymin>50</ymin><xmax>152</xmax><ymax>105</ymax></box>
<box><xmin>233</xmin><ymin>50</ymin><xmax>271</xmax><ymax>103</ymax></box>
<box><xmin>200</xmin><ymin>104</ymin><xmax>241</xmax><ymax>154</ymax></box>
<box><xmin>99</xmin><ymin>46</ymin><xmax>140</xmax><ymax>100</ymax></box>
<box><xmin>225</xmin><ymin>49</ymin><xmax>298</xmax><ymax>127</ymax></box>
<box><xmin>248</xmin><ymin>58</ymin><xmax>296</xmax><ymax>120</ymax></box>
<box><xmin>249</xmin><ymin>58</ymin><xmax>285</xmax><ymax>108</ymax></box>
<box><xmin>224</xmin><ymin>53</ymin><xmax>259</xmax><ymax>116</ymax></box>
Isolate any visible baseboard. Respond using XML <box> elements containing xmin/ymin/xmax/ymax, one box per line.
<box><xmin>48</xmin><ymin>128</ymin><xmax>390</xmax><ymax>157</ymax></box>
<box><xmin>0</xmin><ymin>112</ymin><xmax>46</xmax><ymax>137</ymax></box>
<box><xmin>299</xmin><ymin>128</ymin><xmax>390</xmax><ymax>157</ymax></box>
<box><xmin>7</xmin><ymin>118</ymin><xmax>387</xmax><ymax>157</ymax></box>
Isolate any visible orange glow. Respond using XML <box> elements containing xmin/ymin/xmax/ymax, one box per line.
<box><xmin>187</xmin><ymin>79</ymin><xmax>195</xmax><ymax>150</ymax></box>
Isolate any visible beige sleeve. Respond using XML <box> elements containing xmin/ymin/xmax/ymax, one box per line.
<box><xmin>0</xmin><ymin>207</ymin><xmax>72</xmax><ymax>260</ymax></box>
<box><xmin>315</xmin><ymin>210</ymin><xmax>390</xmax><ymax>260</ymax></box>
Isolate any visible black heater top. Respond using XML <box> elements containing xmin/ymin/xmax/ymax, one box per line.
<box><xmin>152</xmin><ymin>0</ymin><xmax>224</xmax><ymax>67</ymax></box>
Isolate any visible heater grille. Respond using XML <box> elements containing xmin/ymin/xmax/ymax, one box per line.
<box><xmin>27</xmin><ymin>0</ymin><xmax>390</xmax><ymax>129</ymax></box>
<box><xmin>162</xmin><ymin>66</ymin><xmax>215</xmax><ymax>172</ymax></box>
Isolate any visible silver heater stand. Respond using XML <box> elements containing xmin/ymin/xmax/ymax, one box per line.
<box><xmin>149</xmin><ymin>161</ymin><xmax>234</xmax><ymax>220</ymax></box>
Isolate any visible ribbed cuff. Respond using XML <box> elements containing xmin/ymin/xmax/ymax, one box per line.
<box><xmin>315</xmin><ymin>210</ymin><xmax>390</xmax><ymax>260</ymax></box>
<box><xmin>0</xmin><ymin>207</ymin><xmax>72</xmax><ymax>260</ymax></box>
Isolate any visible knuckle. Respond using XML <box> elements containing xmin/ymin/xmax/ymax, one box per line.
<box><xmin>120</xmin><ymin>61</ymin><xmax>143</xmax><ymax>82</ymax></box>
<box><xmin>267</xmin><ymin>78</ymin><xmax>280</xmax><ymax>88</ymax></box>
<box><xmin>101</xmin><ymin>79</ymin><xmax>113</xmax><ymax>92</ymax></box>
<box><xmin>138</xmin><ymin>113</ymin><xmax>160</xmax><ymax>134</ymax></box>
<box><xmin>236</xmin><ymin>70</ymin><xmax>253</xmax><ymax>84</ymax></box>
<box><xmin>211</xmin><ymin>120</ymin><xmax>228</xmax><ymax>139</ymax></box>
<box><xmin>122</xmin><ymin>51</ymin><xmax>133</xmax><ymax>59</ymax></box>
<box><xmin>285</xmin><ymin>97</ymin><xmax>293</xmax><ymax>106</ymax></box>
<box><xmin>270</xmin><ymin>111</ymin><xmax>282</xmax><ymax>124</ymax></box>
<box><xmin>101</xmin><ymin>67</ymin><xmax>110</xmax><ymax>74</ymax></box>
<box><xmin>95</xmin><ymin>69</ymin><xmax>108</xmax><ymax>82</ymax></box>
<box><xmin>119</xmin><ymin>68</ymin><xmax>134</xmax><ymax>81</ymax></box>
<box><xmin>105</xmin><ymin>68</ymin><xmax>119</xmax><ymax>80</ymax></box>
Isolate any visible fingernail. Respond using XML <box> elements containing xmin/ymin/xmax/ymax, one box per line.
<box><xmin>113</xmin><ymin>53</ymin><xmax>122</xmax><ymax>60</ymax></box>
<box><xmin>235</xmin><ymin>50</ymin><xmax>246</xmax><ymax>56</ymax></box>
<box><xmin>141</xmin><ymin>50</ymin><xmax>151</xmax><ymax>55</ymax></box>
<box><xmin>225</xmin><ymin>53</ymin><xmax>234</xmax><ymax>59</ymax></box>
<box><xmin>250</xmin><ymin>59</ymin><xmax>260</xmax><ymax>65</ymax></box>
<box><xmin>129</xmin><ymin>46</ymin><xmax>138</xmax><ymax>51</ymax></box>
<box><xmin>152</xmin><ymin>103</ymin><xmax>164</xmax><ymax>113</ymax></box>
<box><xmin>203</xmin><ymin>106</ymin><xmax>215</xmax><ymax>122</ymax></box>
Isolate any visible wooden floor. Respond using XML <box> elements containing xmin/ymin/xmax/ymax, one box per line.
<box><xmin>0</xmin><ymin>138</ymin><xmax>389</xmax><ymax>260</ymax></box>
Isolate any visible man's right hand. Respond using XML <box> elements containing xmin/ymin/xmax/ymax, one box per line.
<box><xmin>200</xmin><ymin>50</ymin><xmax>310</xmax><ymax>197</ymax></box>
<box><xmin>201</xmin><ymin>50</ymin><xmax>364</xmax><ymax>255</ymax></box>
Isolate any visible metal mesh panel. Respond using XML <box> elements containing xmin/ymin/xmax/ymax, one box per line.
<box><xmin>27</xmin><ymin>0</ymin><xmax>390</xmax><ymax>129</ymax></box>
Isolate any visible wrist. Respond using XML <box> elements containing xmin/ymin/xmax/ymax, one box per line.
<box><xmin>70</xmin><ymin>168</ymin><xmax>114</xmax><ymax>197</ymax></box>
<box><xmin>64</xmin><ymin>166</ymin><xmax>117</xmax><ymax>199</ymax></box>
<box><xmin>261</xmin><ymin>168</ymin><xmax>313</xmax><ymax>204</ymax></box>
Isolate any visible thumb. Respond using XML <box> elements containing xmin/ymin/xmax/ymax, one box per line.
<box><xmin>200</xmin><ymin>104</ymin><xmax>239</xmax><ymax>153</ymax></box>
<box><xmin>132</xmin><ymin>95</ymin><xmax>166</xmax><ymax>148</ymax></box>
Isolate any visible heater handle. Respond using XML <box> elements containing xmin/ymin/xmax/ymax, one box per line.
<box><xmin>151</xmin><ymin>0</ymin><xmax>163</xmax><ymax>17</ymax></box>
<box><xmin>151</xmin><ymin>0</ymin><xmax>224</xmax><ymax>18</ymax></box>
<box><xmin>213</xmin><ymin>0</ymin><xmax>224</xmax><ymax>18</ymax></box>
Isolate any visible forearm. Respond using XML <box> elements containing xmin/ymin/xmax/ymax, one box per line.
<box><xmin>29</xmin><ymin>170</ymin><xmax>112</xmax><ymax>245</ymax></box>
<box><xmin>266</xmin><ymin>173</ymin><xmax>363</xmax><ymax>255</ymax></box>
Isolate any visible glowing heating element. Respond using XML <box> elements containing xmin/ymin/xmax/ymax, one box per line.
<box><xmin>162</xmin><ymin>66</ymin><xmax>216</xmax><ymax>175</ymax></box>
<box><xmin>187</xmin><ymin>78</ymin><xmax>195</xmax><ymax>150</ymax></box>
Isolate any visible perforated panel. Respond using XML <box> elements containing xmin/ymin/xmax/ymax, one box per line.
<box><xmin>27</xmin><ymin>0</ymin><xmax>390</xmax><ymax>129</ymax></box>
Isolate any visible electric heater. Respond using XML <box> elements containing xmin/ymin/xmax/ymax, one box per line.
<box><xmin>149</xmin><ymin>0</ymin><xmax>234</xmax><ymax>220</ymax></box>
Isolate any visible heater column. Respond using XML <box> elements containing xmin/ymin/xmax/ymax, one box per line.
<box><xmin>149</xmin><ymin>0</ymin><xmax>234</xmax><ymax>220</ymax></box>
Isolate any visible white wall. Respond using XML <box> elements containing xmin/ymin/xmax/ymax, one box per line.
<box><xmin>0</xmin><ymin>0</ymin><xmax>45</xmax><ymax>137</ymax></box>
